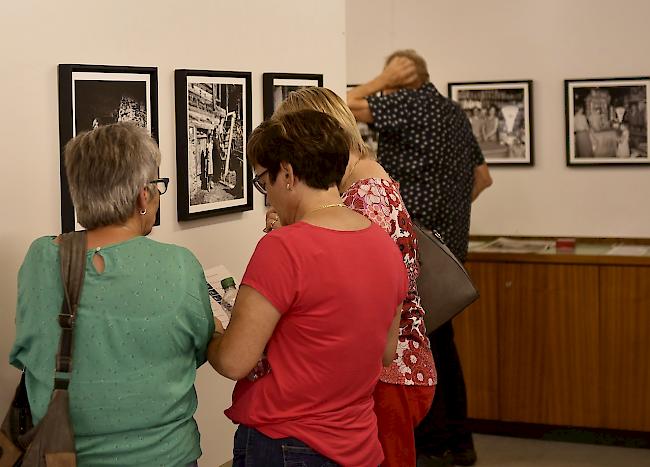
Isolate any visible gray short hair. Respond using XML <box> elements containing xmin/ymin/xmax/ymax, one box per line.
<box><xmin>64</xmin><ymin>122</ymin><xmax>160</xmax><ymax>229</ymax></box>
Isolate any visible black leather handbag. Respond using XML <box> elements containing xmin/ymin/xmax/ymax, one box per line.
<box><xmin>413</xmin><ymin>222</ymin><xmax>479</xmax><ymax>333</ymax></box>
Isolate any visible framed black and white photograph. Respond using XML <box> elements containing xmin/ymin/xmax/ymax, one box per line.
<box><xmin>448</xmin><ymin>80</ymin><xmax>533</xmax><ymax>165</ymax></box>
<box><xmin>175</xmin><ymin>69</ymin><xmax>252</xmax><ymax>221</ymax></box>
<box><xmin>347</xmin><ymin>84</ymin><xmax>380</xmax><ymax>154</ymax></box>
<box><xmin>565</xmin><ymin>77</ymin><xmax>649</xmax><ymax>166</ymax></box>
<box><xmin>263</xmin><ymin>73</ymin><xmax>323</xmax><ymax>120</ymax></box>
<box><xmin>58</xmin><ymin>64</ymin><xmax>159</xmax><ymax>232</ymax></box>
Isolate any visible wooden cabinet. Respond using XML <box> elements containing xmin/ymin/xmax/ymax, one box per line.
<box><xmin>454</xmin><ymin>262</ymin><xmax>499</xmax><ymax>420</ymax></box>
<box><xmin>498</xmin><ymin>263</ymin><xmax>600</xmax><ymax>427</ymax></box>
<box><xmin>600</xmin><ymin>266</ymin><xmax>650</xmax><ymax>431</ymax></box>
<box><xmin>454</xmin><ymin>253</ymin><xmax>650</xmax><ymax>432</ymax></box>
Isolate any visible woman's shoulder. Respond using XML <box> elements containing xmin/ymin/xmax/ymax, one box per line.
<box><xmin>31</xmin><ymin>235</ymin><xmax>56</xmax><ymax>247</ymax></box>
<box><xmin>18</xmin><ymin>236</ymin><xmax>58</xmax><ymax>277</ymax></box>
<box><xmin>262</xmin><ymin>222</ymin><xmax>373</xmax><ymax>248</ymax></box>
<box><xmin>260</xmin><ymin>223</ymin><xmax>308</xmax><ymax>246</ymax></box>
<box><xmin>137</xmin><ymin>238</ymin><xmax>203</xmax><ymax>268</ymax></box>
<box><xmin>23</xmin><ymin>235</ymin><xmax>56</xmax><ymax>258</ymax></box>
<box><xmin>348</xmin><ymin>175</ymin><xmax>397</xmax><ymax>190</ymax></box>
<box><xmin>146</xmin><ymin>237</ymin><xmax>196</xmax><ymax>254</ymax></box>
<box><xmin>345</xmin><ymin>177</ymin><xmax>403</xmax><ymax>205</ymax></box>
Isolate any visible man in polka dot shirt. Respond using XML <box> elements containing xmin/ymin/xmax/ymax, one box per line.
<box><xmin>348</xmin><ymin>49</ymin><xmax>493</xmax><ymax>467</ymax></box>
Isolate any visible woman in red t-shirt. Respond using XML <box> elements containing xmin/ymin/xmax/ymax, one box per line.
<box><xmin>207</xmin><ymin>110</ymin><xmax>408</xmax><ymax>466</ymax></box>
<box><xmin>270</xmin><ymin>87</ymin><xmax>437</xmax><ymax>467</ymax></box>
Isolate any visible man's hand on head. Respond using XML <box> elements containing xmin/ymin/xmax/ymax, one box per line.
<box><xmin>347</xmin><ymin>55</ymin><xmax>420</xmax><ymax>123</ymax></box>
<box><xmin>381</xmin><ymin>56</ymin><xmax>420</xmax><ymax>90</ymax></box>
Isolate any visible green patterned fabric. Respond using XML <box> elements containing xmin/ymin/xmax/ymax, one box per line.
<box><xmin>10</xmin><ymin>236</ymin><xmax>214</xmax><ymax>466</ymax></box>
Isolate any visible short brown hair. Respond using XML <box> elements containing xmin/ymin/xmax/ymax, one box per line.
<box><xmin>247</xmin><ymin>110</ymin><xmax>350</xmax><ymax>190</ymax></box>
<box><xmin>385</xmin><ymin>49</ymin><xmax>430</xmax><ymax>84</ymax></box>
<box><xmin>64</xmin><ymin>122</ymin><xmax>160</xmax><ymax>229</ymax></box>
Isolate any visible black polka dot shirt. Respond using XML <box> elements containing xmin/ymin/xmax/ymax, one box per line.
<box><xmin>368</xmin><ymin>83</ymin><xmax>485</xmax><ymax>261</ymax></box>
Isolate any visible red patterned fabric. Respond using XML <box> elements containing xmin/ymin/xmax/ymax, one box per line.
<box><xmin>343</xmin><ymin>177</ymin><xmax>437</xmax><ymax>386</ymax></box>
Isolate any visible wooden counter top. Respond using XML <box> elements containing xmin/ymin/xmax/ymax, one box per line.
<box><xmin>467</xmin><ymin>250</ymin><xmax>650</xmax><ymax>266</ymax></box>
<box><xmin>467</xmin><ymin>239</ymin><xmax>650</xmax><ymax>266</ymax></box>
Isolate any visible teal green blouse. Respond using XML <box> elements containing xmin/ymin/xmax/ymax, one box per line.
<box><xmin>10</xmin><ymin>236</ymin><xmax>214</xmax><ymax>466</ymax></box>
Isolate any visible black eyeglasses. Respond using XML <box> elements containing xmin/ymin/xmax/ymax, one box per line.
<box><xmin>252</xmin><ymin>170</ymin><xmax>268</xmax><ymax>195</ymax></box>
<box><xmin>149</xmin><ymin>177</ymin><xmax>170</xmax><ymax>195</ymax></box>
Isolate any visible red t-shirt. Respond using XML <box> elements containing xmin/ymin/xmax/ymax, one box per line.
<box><xmin>225</xmin><ymin>221</ymin><xmax>408</xmax><ymax>466</ymax></box>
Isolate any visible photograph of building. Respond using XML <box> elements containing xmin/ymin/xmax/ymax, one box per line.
<box><xmin>187</xmin><ymin>82</ymin><xmax>245</xmax><ymax>208</ymax></box>
<box><xmin>74</xmin><ymin>79</ymin><xmax>148</xmax><ymax>133</ymax></box>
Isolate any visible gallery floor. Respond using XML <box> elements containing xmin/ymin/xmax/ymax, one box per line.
<box><xmin>472</xmin><ymin>434</ymin><xmax>650</xmax><ymax>466</ymax></box>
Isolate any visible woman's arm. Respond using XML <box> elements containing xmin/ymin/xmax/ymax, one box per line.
<box><xmin>207</xmin><ymin>285</ymin><xmax>281</xmax><ymax>380</ymax></box>
<box><xmin>382</xmin><ymin>305</ymin><xmax>402</xmax><ymax>366</ymax></box>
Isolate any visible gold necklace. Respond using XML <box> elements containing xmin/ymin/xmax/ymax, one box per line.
<box><xmin>306</xmin><ymin>202</ymin><xmax>346</xmax><ymax>216</ymax></box>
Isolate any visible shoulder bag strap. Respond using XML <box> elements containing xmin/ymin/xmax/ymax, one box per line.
<box><xmin>54</xmin><ymin>231</ymin><xmax>88</xmax><ymax>391</ymax></box>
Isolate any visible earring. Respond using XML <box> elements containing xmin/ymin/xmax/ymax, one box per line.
<box><xmin>140</xmin><ymin>209</ymin><xmax>147</xmax><ymax>215</ymax></box>
<box><xmin>286</xmin><ymin>183</ymin><xmax>291</xmax><ymax>190</ymax></box>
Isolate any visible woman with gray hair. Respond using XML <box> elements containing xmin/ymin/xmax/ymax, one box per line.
<box><xmin>10</xmin><ymin>122</ymin><xmax>213</xmax><ymax>466</ymax></box>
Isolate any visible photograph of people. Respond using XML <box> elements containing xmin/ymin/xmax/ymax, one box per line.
<box><xmin>450</xmin><ymin>83</ymin><xmax>532</xmax><ymax>163</ymax></box>
<box><xmin>570</xmin><ymin>83</ymin><xmax>648</xmax><ymax>160</ymax></box>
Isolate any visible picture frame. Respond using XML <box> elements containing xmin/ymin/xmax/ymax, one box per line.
<box><xmin>565</xmin><ymin>77</ymin><xmax>649</xmax><ymax>166</ymax></box>
<box><xmin>58</xmin><ymin>64</ymin><xmax>159</xmax><ymax>232</ymax></box>
<box><xmin>175</xmin><ymin>69</ymin><xmax>253</xmax><ymax>221</ymax></box>
<box><xmin>346</xmin><ymin>84</ymin><xmax>380</xmax><ymax>154</ymax></box>
<box><xmin>263</xmin><ymin>73</ymin><xmax>323</xmax><ymax>120</ymax></box>
<box><xmin>448</xmin><ymin>80</ymin><xmax>534</xmax><ymax>166</ymax></box>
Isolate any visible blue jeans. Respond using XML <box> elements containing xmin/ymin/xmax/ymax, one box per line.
<box><xmin>233</xmin><ymin>424</ymin><xmax>338</xmax><ymax>467</ymax></box>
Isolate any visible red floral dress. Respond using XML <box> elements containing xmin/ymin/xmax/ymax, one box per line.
<box><xmin>343</xmin><ymin>177</ymin><xmax>436</xmax><ymax>386</ymax></box>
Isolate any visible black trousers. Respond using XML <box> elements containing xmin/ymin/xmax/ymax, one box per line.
<box><xmin>414</xmin><ymin>320</ymin><xmax>473</xmax><ymax>455</ymax></box>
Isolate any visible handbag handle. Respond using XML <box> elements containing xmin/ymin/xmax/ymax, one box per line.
<box><xmin>54</xmin><ymin>231</ymin><xmax>88</xmax><ymax>391</ymax></box>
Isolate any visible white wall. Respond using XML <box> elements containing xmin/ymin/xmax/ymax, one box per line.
<box><xmin>0</xmin><ymin>1</ymin><xmax>346</xmax><ymax>464</ymax></box>
<box><xmin>347</xmin><ymin>0</ymin><xmax>650</xmax><ymax>238</ymax></box>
